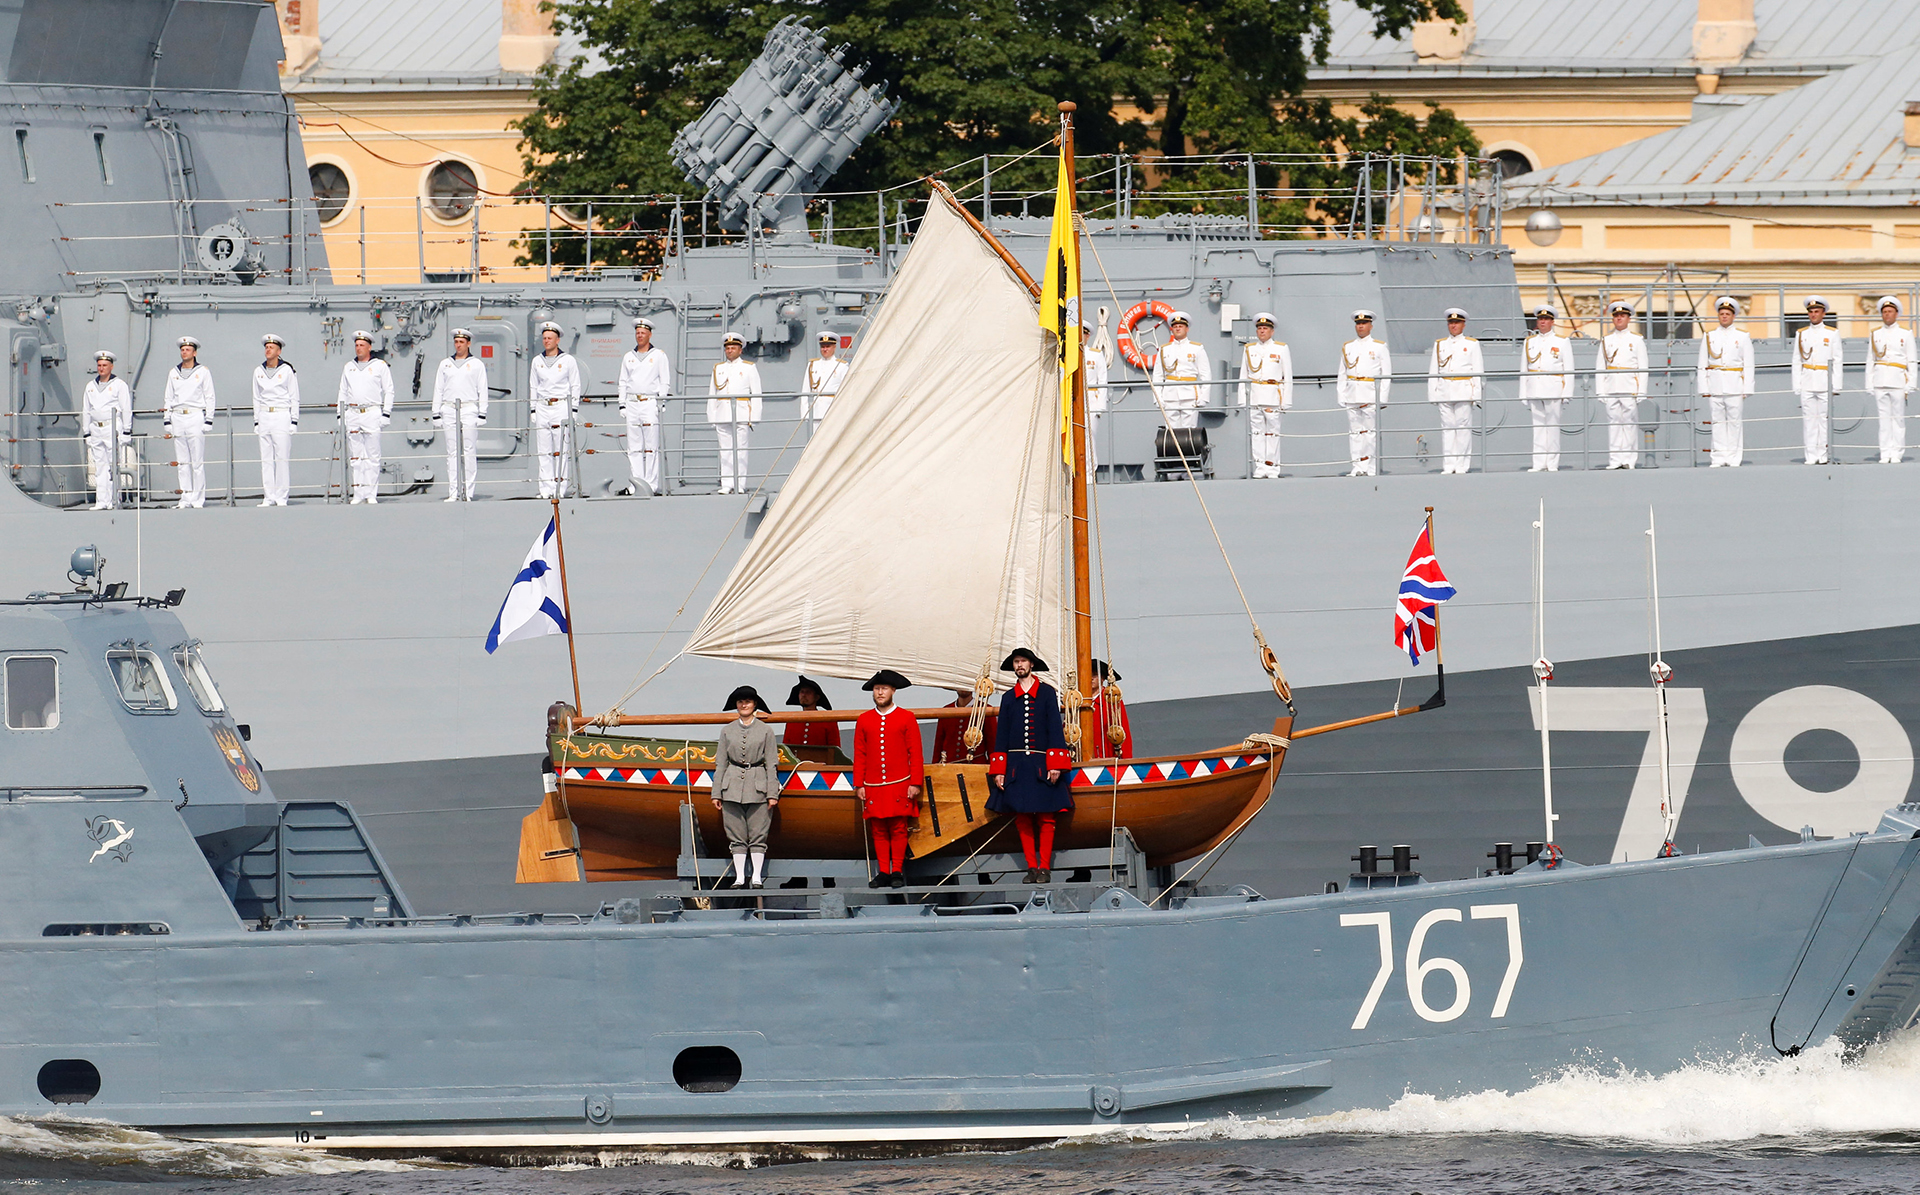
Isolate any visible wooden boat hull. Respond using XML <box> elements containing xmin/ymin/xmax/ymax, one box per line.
<box><xmin>526</xmin><ymin>722</ymin><xmax>1292</xmax><ymax>882</ymax></box>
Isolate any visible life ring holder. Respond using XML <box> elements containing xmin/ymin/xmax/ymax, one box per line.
<box><xmin>1116</xmin><ymin>300</ymin><xmax>1175</xmax><ymax>371</ymax></box>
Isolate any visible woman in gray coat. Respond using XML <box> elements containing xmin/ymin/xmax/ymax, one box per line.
<box><xmin>713</xmin><ymin>685</ymin><xmax>782</xmax><ymax>889</ymax></box>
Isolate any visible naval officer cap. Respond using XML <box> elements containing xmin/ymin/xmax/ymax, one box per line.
<box><xmin>451</xmin><ymin>328</ymin><xmax>473</xmax><ymax>340</ymax></box>
<box><xmin>538</xmin><ymin>320</ymin><xmax>563</xmax><ymax>335</ymax></box>
<box><xmin>177</xmin><ymin>335</ymin><xmax>200</xmax><ymax>348</ymax></box>
<box><xmin>1351</xmin><ymin>308</ymin><xmax>1375</xmax><ymax>322</ymax></box>
<box><xmin>1167</xmin><ymin>310</ymin><xmax>1191</xmax><ymax>326</ymax></box>
<box><xmin>1253</xmin><ymin>311</ymin><xmax>1276</xmax><ymax>327</ymax></box>
<box><xmin>1804</xmin><ymin>295</ymin><xmax>1829</xmax><ymax>311</ymax></box>
<box><xmin>817</xmin><ymin>329</ymin><xmax>837</xmax><ymax>343</ymax></box>
<box><xmin>261</xmin><ymin>333</ymin><xmax>284</xmax><ymax>347</ymax></box>
<box><xmin>1714</xmin><ymin>295</ymin><xmax>1740</xmax><ymax>313</ymax></box>
<box><xmin>1607</xmin><ymin>301</ymin><xmax>1634</xmax><ymax>316</ymax></box>
<box><xmin>722</xmin><ymin>331</ymin><xmax>746</xmax><ymax>345</ymax></box>
<box><xmin>1880</xmin><ymin>295</ymin><xmax>1905</xmax><ymax>314</ymax></box>
<box><xmin>352</xmin><ymin>329</ymin><xmax>374</xmax><ymax>343</ymax></box>
<box><xmin>1534</xmin><ymin>304</ymin><xmax>1558</xmax><ymax>319</ymax></box>
<box><xmin>93</xmin><ymin>349</ymin><xmax>115</xmax><ymax>363</ymax></box>
<box><xmin>634</xmin><ymin>316</ymin><xmax>654</xmax><ymax>331</ymax></box>
<box><xmin>862</xmin><ymin>668</ymin><xmax>911</xmax><ymax>691</ymax></box>
<box><xmin>999</xmin><ymin>647</ymin><xmax>1049</xmax><ymax>672</ymax></box>
<box><xmin>1443</xmin><ymin>307</ymin><xmax>1468</xmax><ymax>320</ymax></box>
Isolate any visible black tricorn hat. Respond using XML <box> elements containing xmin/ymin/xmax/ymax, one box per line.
<box><xmin>862</xmin><ymin>668</ymin><xmax>911</xmax><ymax>691</ymax></box>
<box><xmin>1092</xmin><ymin>659</ymin><xmax>1121</xmax><ymax>681</ymax></box>
<box><xmin>1000</xmin><ymin>647</ymin><xmax>1049</xmax><ymax>672</ymax></box>
<box><xmin>723</xmin><ymin>685</ymin><xmax>768</xmax><ymax>712</ymax></box>
<box><xmin>786</xmin><ymin>675</ymin><xmax>832</xmax><ymax>709</ymax></box>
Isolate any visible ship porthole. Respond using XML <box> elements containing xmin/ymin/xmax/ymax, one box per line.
<box><xmin>672</xmin><ymin>1046</ymin><xmax>741</xmax><ymax>1093</ymax></box>
<box><xmin>37</xmin><ymin>1059</ymin><xmax>100</xmax><ymax>1105</ymax></box>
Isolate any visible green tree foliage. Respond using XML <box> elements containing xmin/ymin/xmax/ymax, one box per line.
<box><xmin>514</xmin><ymin>0</ymin><xmax>1472</xmax><ymax>264</ymax></box>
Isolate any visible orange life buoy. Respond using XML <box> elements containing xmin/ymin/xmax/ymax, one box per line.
<box><xmin>1116</xmin><ymin>300</ymin><xmax>1175</xmax><ymax>371</ymax></box>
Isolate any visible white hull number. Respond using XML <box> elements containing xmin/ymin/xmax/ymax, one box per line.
<box><xmin>1339</xmin><ymin>905</ymin><xmax>1523</xmax><ymax>1029</ymax></box>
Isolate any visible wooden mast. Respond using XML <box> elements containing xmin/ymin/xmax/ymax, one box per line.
<box><xmin>1060</xmin><ymin>101</ymin><xmax>1097</xmax><ymax>755</ymax></box>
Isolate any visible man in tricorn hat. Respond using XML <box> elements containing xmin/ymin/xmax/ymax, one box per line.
<box><xmin>988</xmin><ymin>648</ymin><xmax>1074</xmax><ymax>884</ymax></box>
<box><xmin>712</xmin><ymin>685</ymin><xmax>780</xmax><ymax>889</ymax></box>
<box><xmin>854</xmin><ymin>669</ymin><xmax>922</xmax><ymax>889</ymax></box>
<box><xmin>1090</xmin><ymin>659</ymin><xmax>1133</xmax><ymax>759</ymax></box>
<box><xmin>782</xmin><ymin>675</ymin><xmax>840</xmax><ymax>764</ymax></box>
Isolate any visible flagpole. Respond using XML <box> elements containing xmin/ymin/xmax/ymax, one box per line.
<box><xmin>550</xmin><ymin>495</ymin><xmax>584</xmax><ymax>714</ymax></box>
<box><xmin>1421</xmin><ymin>506</ymin><xmax>1446</xmax><ymax>710</ymax></box>
<box><xmin>1059</xmin><ymin>100</ymin><xmax>1097</xmax><ymax>756</ymax></box>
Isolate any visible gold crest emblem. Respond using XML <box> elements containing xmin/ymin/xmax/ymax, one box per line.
<box><xmin>210</xmin><ymin>724</ymin><xmax>261</xmax><ymax>793</ymax></box>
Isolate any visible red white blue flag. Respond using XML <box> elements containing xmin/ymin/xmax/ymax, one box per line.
<box><xmin>1394</xmin><ymin>523</ymin><xmax>1456</xmax><ymax>664</ymax></box>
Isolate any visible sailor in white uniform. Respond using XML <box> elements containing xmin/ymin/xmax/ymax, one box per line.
<box><xmin>1425</xmin><ymin>307</ymin><xmax>1482</xmax><ymax>475</ymax></box>
<box><xmin>1083</xmin><ymin>324</ymin><xmax>1109</xmax><ymax>468</ymax></box>
<box><xmin>708</xmin><ymin>331</ymin><xmax>762</xmax><ymax>494</ymax></box>
<box><xmin>1869</xmin><ymin>296</ymin><xmax>1916</xmax><ymax>464</ymax></box>
<box><xmin>252</xmin><ymin>334</ymin><xmax>299</xmax><ymax>506</ymax></box>
<box><xmin>82</xmin><ymin>351</ymin><xmax>131</xmax><ymax>510</ymax></box>
<box><xmin>1696</xmin><ymin>296</ymin><xmax>1754</xmax><ymax>467</ymax></box>
<box><xmin>163</xmin><ymin>335</ymin><xmax>215</xmax><ymax>507</ymax></box>
<box><xmin>1150</xmin><ymin>311</ymin><xmax>1210</xmax><ymax>430</ymax></box>
<box><xmin>1593</xmin><ymin>301</ymin><xmax>1648</xmax><ymax>469</ymax></box>
<box><xmin>1521</xmin><ymin>305</ymin><xmax>1572</xmax><ymax>472</ymax></box>
<box><xmin>1239</xmin><ymin>312</ymin><xmax>1292</xmax><ymax>477</ymax></box>
<box><xmin>801</xmin><ymin>331</ymin><xmax>850</xmax><ymax>429</ymax></box>
<box><xmin>431</xmin><ymin>330</ymin><xmax>487</xmax><ymax>501</ymax></box>
<box><xmin>530</xmin><ymin>321</ymin><xmax>581</xmax><ymax>498</ymax></box>
<box><xmin>1337</xmin><ymin>309</ymin><xmax>1390</xmax><ymax>476</ymax></box>
<box><xmin>1792</xmin><ymin>296</ymin><xmax>1843</xmax><ymax>466</ymax></box>
<box><xmin>618</xmin><ymin>317</ymin><xmax>670</xmax><ymax>495</ymax></box>
<box><xmin>335</xmin><ymin>331</ymin><xmax>394</xmax><ymax>504</ymax></box>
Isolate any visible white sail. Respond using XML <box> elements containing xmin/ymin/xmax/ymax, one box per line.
<box><xmin>682</xmin><ymin>188</ymin><xmax>1069</xmax><ymax>691</ymax></box>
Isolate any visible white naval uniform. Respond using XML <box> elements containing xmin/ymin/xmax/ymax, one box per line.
<box><xmin>1594</xmin><ymin>330</ymin><xmax>1649</xmax><ymax>469</ymax></box>
<box><xmin>163</xmin><ymin>363</ymin><xmax>216</xmax><ymax>507</ymax></box>
<box><xmin>618</xmin><ymin>346</ymin><xmax>671</xmax><ymax>494</ymax></box>
<box><xmin>1696</xmin><ymin>326</ymin><xmax>1755</xmax><ymax>467</ymax></box>
<box><xmin>530</xmin><ymin>351</ymin><xmax>582</xmax><ymax>498</ymax></box>
<box><xmin>1084</xmin><ymin>348</ymin><xmax>1109</xmax><ymax>468</ymax></box>
<box><xmin>1520</xmin><ymin>333</ymin><xmax>1572</xmax><ymax>471</ymax></box>
<box><xmin>1336</xmin><ymin>336</ymin><xmax>1391</xmax><ymax>476</ymax></box>
<box><xmin>431</xmin><ymin>356</ymin><xmax>487</xmax><ymax>499</ymax></box>
<box><xmin>1869</xmin><ymin>323</ymin><xmax>1917</xmax><ymax>463</ymax></box>
<box><xmin>708</xmin><ymin>357</ymin><xmax>763</xmax><ymax>493</ymax></box>
<box><xmin>1791</xmin><ymin>324</ymin><xmax>1844</xmax><ymax>465</ymax></box>
<box><xmin>337</xmin><ymin>357</ymin><xmax>394</xmax><ymax>503</ymax></box>
<box><xmin>82</xmin><ymin>375</ymin><xmax>131</xmax><ymax>509</ymax></box>
<box><xmin>251</xmin><ymin>361</ymin><xmax>299</xmax><ymax>505</ymax></box>
<box><xmin>1425</xmin><ymin>335</ymin><xmax>1483</xmax><ymax>474</ymax></box>
<box><xmin>1151</xmin><ymin>339</ymin><xmax>1210</xmax><ymax>430</ymax></box>
<box><xmin>1239</xmin><ymin>339</ymin><xmax>1293</xmax><ymax>478</ymax></box>
<box><xmin>802</xmin><ymin>353</ymin><xmax>850</xmax><ymax>426</ymax></box>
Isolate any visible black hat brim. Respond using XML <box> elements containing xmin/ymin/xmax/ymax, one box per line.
<box><xmin>786</xmin><ymin>675</ymin><xmax>831</xmax><ymax>709</ymax></box>
<box><xmin>999</xmin><ymin>649</ymin><xmax>1049</xmax><ymax>672</ymax></box>
<box><xmin>723</xmin><ymin>686</ymin><xmax>767</xmax><ymax>713</ymax></box>
<box><xmin>861</xmin><ymin>669</ymin><xmax>911</xmax><ymax>691</ymax></box>
<box><xmin>1092</xmin><ymin>659</ymin><xmax>1121</xmax><ymax>681</ymax></box>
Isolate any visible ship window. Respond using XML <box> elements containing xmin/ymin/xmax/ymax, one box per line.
<box><xmin>92</xmin><ymin>130</ymin><xmax>113</xmax><ymax>186</ymax></box>
<box><xmin>672</xmin><ymin>1046</ymin><xmax>741</xmax><ymax>1093</ymax></box>
<box><xmin>14</xmin><ymin>127</ymin><xmax>32</xmax><ymax>184</ymax></box>
<box><xmin>4</xmin><ymin>655</ymin><xmax>58</xmax><ymax>729</ymax></box>
<box><xmin>309</xmin><ymin>162</ymin><xmax>350</xmax><ymax>224</ymax></box>
<box><xmin>106</xmin><ymin>649</ymin><xmax>176</xmax><ymax>713</ymax></box>
<box><xmin>172</xmin><ymin>644</ymin><xmax>225</xmax><ymax>714</ymax></box>
<box><xmin>426</xmin><ymin>160</ymin><xmax>478</xmax><ymax>219</ymax></box>
<box><xmin>36</xmin><ymin>1060</ymin><xmax>100</xmax><ymax>1105</ymax></box>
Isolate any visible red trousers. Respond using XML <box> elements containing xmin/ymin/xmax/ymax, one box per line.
<box><xmin>870</xmin><ymin>816</ymin><xmax>911</xmax><ymax>874</ymax></box>
<box><xmin>1014</xmin><ymin>813</ymin><xmax>1057</xmax><ymax>869</ymax></box>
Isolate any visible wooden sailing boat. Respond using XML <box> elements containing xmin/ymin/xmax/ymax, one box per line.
<box><xmin>521</xmin><ymin>106</ymin><xmax>1295</xmax><ymax>883</ymax></box>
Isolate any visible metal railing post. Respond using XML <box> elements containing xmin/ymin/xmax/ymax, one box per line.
<box><xmin>544</xmin><ymin>196</ymin><xmax>552</xmax><ymax>282</ymax></box>
<box><xmin>416</xmin><ymin>196</ymin><xmax>425</xmax><ymax>283</ymax></box>
<box><xmin>585</xmin><ymin>202</ymin><xmax>593</xmax><ymax>269</ymax></box>
<box><xmin>358</xmin><ymin>204</ymin><xmax>366</xmax><ymax>284</ymax></box>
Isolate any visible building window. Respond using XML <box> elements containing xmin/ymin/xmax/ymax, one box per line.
<box><xmin>4</xmin><ymin>655</ymin><xmax>57</xmax><ymax>729</ymax></box>
<box><xmin>309</xmin><ymin>162</ymin><xmax>350</xmax><ymax>224</ymax></box>
<box><xmin>426</xmin><ymin>160</ymin><xmax>479</xmax><ymax>219</ymax></box>
<box><xmin>172</xmin><ymin>644</ymin><xmax>225</xmax><ymax>714</ymax></box>
<box><xmin>1489</xmin><ymin>150</ymin><xmax>1532</xmax><ymax>180</ymax></box>
<box><xmin>92</xmin><ymin>130</ymin><xmax>112</xmax><ymax>185</ymax></box>
<box><xmin>15</xmin><ymin>127</ymin><xmax>33</xmax><ymax>184</ymax></box>
<box><xmin>106</xmin><ymin>649</ymin><xmax>176</xmax><ymax>713</ymax></box>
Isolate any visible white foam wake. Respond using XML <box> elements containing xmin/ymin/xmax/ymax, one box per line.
<box><xmin>0</xmin><ymin>1114</ymin><xmax>421</xmax><ymax>1177</ymax></box>
<box><xmin>1139</xmin><ymin>1031</ymin><xmax>1920</xmax><ymax>1148</ymax></box>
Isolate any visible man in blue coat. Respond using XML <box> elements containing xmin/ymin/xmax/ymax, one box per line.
<box><xmin>987</xmin><ymin>647</ymin><xmax>1074</xmax><ymax>884</ymax></box>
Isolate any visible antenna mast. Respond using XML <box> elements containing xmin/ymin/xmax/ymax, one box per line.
<box><xmin>1648</xmin><ymin>507</ymin><xmax>1677</xmax><ymax>856</ymax></box>
<box><xmin>1532</xmin><ymin>499</ymin><xmax>1559</xmax><ymax>862</ymax></box>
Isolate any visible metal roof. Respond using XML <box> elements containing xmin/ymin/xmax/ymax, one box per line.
<box><xmin>291</xmin><ymin>0</ymin><xmax>590</xmax><ymax>86</ymax></box>
<box><xmin>1507</xmin><ymin>49</ymin><xmax>1920</xmax><ymax>205</ymax></box>
<box><xmin>1321</xmin><ymin>0</ymin><xmax>1920</xmax><ymax>74</ymax></box>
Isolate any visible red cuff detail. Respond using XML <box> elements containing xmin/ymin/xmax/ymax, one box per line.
<box><xmin>1046</xmin><ymin>749</ymin><xmax>1074</xmax><ymax>771</ymax></box>
<box><xmin>987</xmin><ymin>753</ymin><xmax>1007</xmax><ymax>777</ymax></box>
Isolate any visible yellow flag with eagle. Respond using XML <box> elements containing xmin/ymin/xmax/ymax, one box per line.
<box><xmin>1040</xmin><ymin>141</ymin><xmax>1080</xmax><ymax>466</ymax></box>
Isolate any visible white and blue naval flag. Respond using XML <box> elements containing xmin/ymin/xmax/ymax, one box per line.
<box><xmin>486</xmin><ymin>517</ymin><xmax>569</xmax><ymax>653</ymax></box>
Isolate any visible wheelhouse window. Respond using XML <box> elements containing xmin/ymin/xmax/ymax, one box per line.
<box><xmin>106</xmin><ymin>649</ymin><xmax>176</xmax><ymax>713</ymax></box>
<box><xmin>4</xmin><ymin>655</ymin><xmax>58</xmax><ymax>729</ymax></box>
<box><xmin>172</xmin><ymin>643</ymin><xmax>224</xmax><ymax>714</ymax></box>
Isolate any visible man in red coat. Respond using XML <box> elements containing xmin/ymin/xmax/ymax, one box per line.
<box><xmin>1091</xmin><ymin>659</ymin><xmax>1133</xmax><ymax>759</ymax></box>
<box><xmin>932</xmin><ymin>687</ymin><xmax>997</xmax><ymax>764</ymax></box>
<box><xmin>853</xmin><ymin>668</ymin><xmax>923</xmax><ymax>889</ymax></box>
<box><xmin>782</xmin><ymin>675</ymin><xmax>841</xmax><ymax>764</ymax></box>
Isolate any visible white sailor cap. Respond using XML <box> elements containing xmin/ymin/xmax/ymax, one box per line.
<box><xmin>817</xmin><ymin>329</ymin><xmax>838</xmax><ymax>343</ymax></box>
<box><xmin>1714</xmin><ymin>295</ymin><xmax>1739</xmax><ymax>313</ymax></box>
<box><xmin>721</xmin><ymin>331</ymin><xmax>746</xmax><ymax>345</ymax></box>
<box><xmin>1351</xmin><ymin>308</ymin><xmax>1376</xmax><ymax>322</ymax></box>
<box><xmin>1167</xmin><ymin>310</ymin><xmax>1191</xmax><ymax>325</ymax></box>
<box><xmin>351</xmin><ymin>329</ymin><xmax>374</xmax><ymax>343</ymax></box>
<box><xmin>1442</xmin><ymin>307</ymin><xmax>1468</xmax><ymax>320</ymax></box>
<box><xmin>93</xmin><ymin>349</ymin><xmax>116</xmax><ymax>363</ymax></box>
<box><xmin>1607</xmin><ymin>301</ymin><xmax>1634</xmax><ymax>316</ymax></box>
<box><xmin>635</xmin><ymin>317</ymin><xmax>654</xmax><ymax>331</ymax></box>
<box><xmin>538</xmin><ymin>321</ymin><xmax>563</xmax><ymax>335</ymax></box>
<box><xmin>1879</xmin><ymin>295</ymin><xmax>1904</xmax><ymax>314</ymax></box>
<box><xmin>1534</xmin><ymin>304</ymin><xmax>1558</xmax><ymax>319</ymax></box>
<box><xmin>450</xmin><ymin>328</ymin><xmax>472</xmax><ymax>340</ymax></box>
<box><xmin>1804</xmin><ymin>295</ymin><xmax>1829</xmax><ymax>311</ymax></box>
<box><xmin>261</xmin><ymin>333</ymin><xmax>284</xmax><ymax>347</ymax></box>
<box><xmin>177</xmin><ymin>335</ymin><xmax>200</xmax><ymax>349</ymax></box>
<box><xmin>1252</xmin><ymin>311</ymin><xmax>1276</xmax><ymax>326</ymax></box>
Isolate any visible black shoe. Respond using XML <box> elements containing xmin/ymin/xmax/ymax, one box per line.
<box><xmin>1023</xmin><ymin>868</ymin><xmax>1039</xmax><ymax>884</ymax></box>
<box><xmin>749</xmin><ymin>879</ymin><xmax>764</xmax><ymax>889</ymax></box>
<box><xmin>1036</xmin><ymin>868</ymin><xmax>1051</xmax><ymax>884</ymax></box>
<box><xmin>869</xmin><ymin>874</ymin><xmax>888</xmax><ymax>889</ymax></box>
<box><xmin>890</xmin><ymin>873</ymin><xmax>908</xmax><ymax>889</ymax></box>
<box><xmin>729</xmin><ymin>874</ymin><xmax>747</xmax><ymax>889</ymax></box>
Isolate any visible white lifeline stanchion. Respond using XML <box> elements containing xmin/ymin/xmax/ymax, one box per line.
<box><xmin>1532</xmin><ymin>498</ymin><xmax>1559</xmax><ymax>859</ymax></box>
<box><xmin>1648</xmin><ymin>506</ymin><xmax>1678</xmax><ymax>856</ymax></box>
